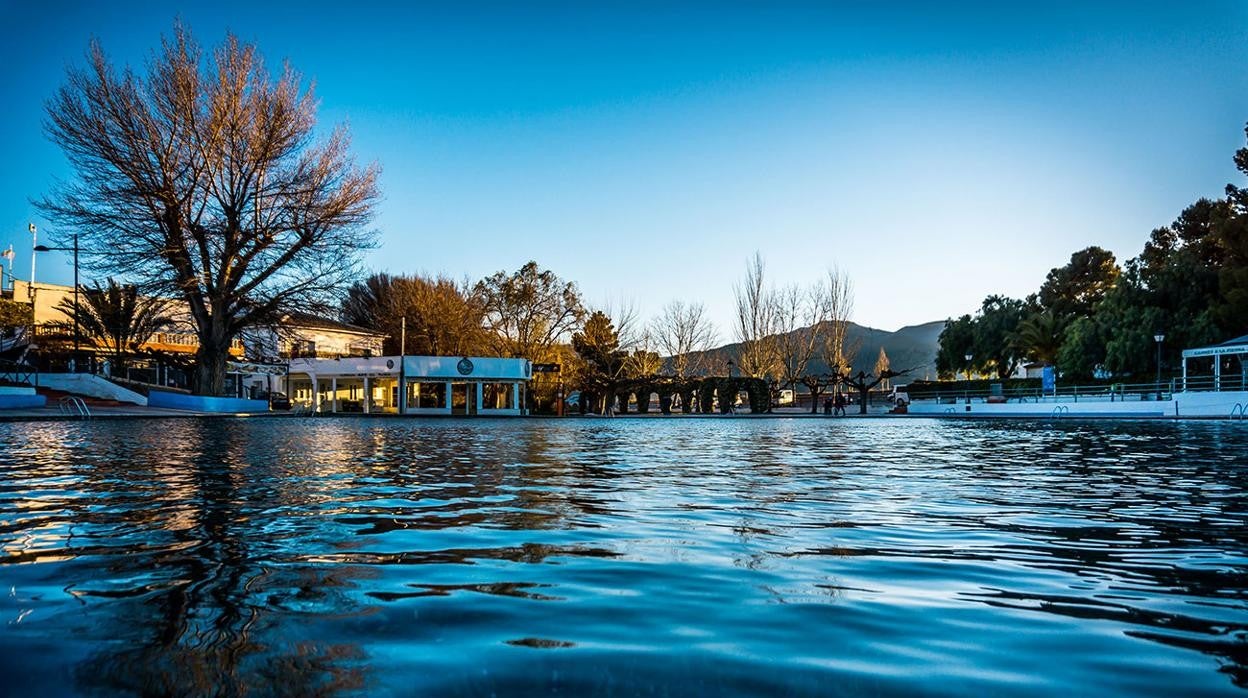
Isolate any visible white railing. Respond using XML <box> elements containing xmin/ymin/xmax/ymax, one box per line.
<box><xmin>57</xmin><ymin>395</ymin><xmax>91</xmax><ymax>419</ymax></box>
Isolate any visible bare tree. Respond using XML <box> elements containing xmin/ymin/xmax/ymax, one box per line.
<box><xmin>39</xmin><ymin>26</ymin><xmax>379</xmax><ymax>394</ymax></box>
<box><xmin>342</xmin><ymin>272</ymin><xmax>486</xmax><ymax>356</ymax></box>
<box><xmin>600</xmin><ymin>297</ymin><xmax>642</xmax><ymax>352</ymax></box>
<box><xmin>798</xmin><ymin>265</ymin><xmax>856</xmax><ymax>413</ymax></box>
<box><xmin>774</xmin><ymin>281</ymin><xmax>830</xmax><ymax>394</ymax></box>
<box><xmin>733</xmin><ymin>252</ymin><xmax>778</xmax><ymax>379</ymax></box>
<box><xmin>651</xmin><ymin>300</ymin><xmax>718</xmax><ymax>377</ymax></box>
<box><xmin>820</xmin><ymin>265</ymin><xmax>857</xmax><ymax>374</ymax></box>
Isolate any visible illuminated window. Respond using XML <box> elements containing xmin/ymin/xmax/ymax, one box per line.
<box><xmin>482</xmin><ymin>382</ymin><xmax>514</xmax><ymax>409</ymax></box>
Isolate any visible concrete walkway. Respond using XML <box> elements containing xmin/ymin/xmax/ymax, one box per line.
<box><xmin>0</xmin><ymin>404</ymin><xmax>286</xmax><ymax>421</ymax></box>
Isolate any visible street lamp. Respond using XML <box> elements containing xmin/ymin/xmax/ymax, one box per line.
<box><xmin>33</xmin><ymin>233</ymin><xmax>81</xmax><ymax>371</ymax></box>
<box><xmin>964</xmin><ymin>353</ymin><xmax>973</xmax><ymax>381</ymax></box>
<box><xmin>1154</xmin><ymin>333</ymin><xmax>1165</xmax><ymax>388</ymax></box>
<box><xmin>726</xmin><ymin>358</ymin><xmax>735</xmax><ymax>378</ymax></box>
<box><xmin>27</xmin><ymin>223</ymin><xmax>36</xmax><ymax>300</ymax></box>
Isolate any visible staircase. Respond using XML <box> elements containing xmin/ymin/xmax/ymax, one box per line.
<box><xmin>34</xmin><ymin>386</ymin><xmax>134</xmax><ymax>408</ymax></box>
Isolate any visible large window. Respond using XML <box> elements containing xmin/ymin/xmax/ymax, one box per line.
<box><xmin>408</xmin><ymin>381</ymin><xmax>446</xmax><ymax>409</ymax></box>
<box><xmin>482</xmin><ymin>382</ymin><xmax>514</xmax><ymax>410</ymax></box>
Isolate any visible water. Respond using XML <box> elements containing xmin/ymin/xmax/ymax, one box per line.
<box><xmin>0</xmin><ymin>417</ymin><xmax>1245</xmax><ymax>697</ymax></box>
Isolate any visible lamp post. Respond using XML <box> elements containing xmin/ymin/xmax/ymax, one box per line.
<box><xmin>398</xmin><ymin>316</ymin><xmax>407</xmax><ymax>413</ymax></box>
<box><xmin>34</xmin><ymin>234</ymin><xmax>80</xmax><ymax>371</ymax></box>
<box><xmin>27</xmin><ymin>224</ymin><xmax>36</xmax><ymax>301</ymax></box>
<box><xmin>1154</xmin><ymin>333</ymin><xmax>1165</xmax><ymax>389</ymax></box>
<box><xmin>964</xmin><ymin>353</ymin><xmax>973</xmax><ymax>381</ymax></box>
<box><xmin>726</xmin><ymin>358</ymin><xmax>735</xmax><ymax>378</ymax></box>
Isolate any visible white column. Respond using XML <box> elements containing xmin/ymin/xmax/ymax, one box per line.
<box><xmin>476</xmin><ymin>382</ymin><xmax>483</xmax><ymax>414</ymax></box>
<box><xmin>445</xmin><ymin>381</ymin><xmax>453</xmax><ymax>410</ymax></box>
<box><xmin>1214</xmin><ymin>356</ymin><xmax>1221</xmax><ymax>392</ymax></box>
<box><xmin>1182</xmin><ymin>355</ymin><xmax>1188</xmax><ymax>391</ymax></box>
<box><xmin>311</xmin><ymin>374</ymin><xmax>320</xmax><ymax>412</ymax></box>
<box><xmin>331</xmin><ymin>377</ymin><xmax>338</xmax><ymax>412</ymax></box>
<box><xmin>512</xmin><ymin>383</ymin><xmax>519</xmax><ymax>412</ymax></box>
<box><xmin>364</xmin><ymin>376</ymin><xmax>371</xmax><ymax>414</ymax></box>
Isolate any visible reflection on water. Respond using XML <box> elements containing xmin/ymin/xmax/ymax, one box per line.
<box><xmin>0</xmin><ymin>418</ymin><xmax>1245</xmax><ymax>696</ymax></box>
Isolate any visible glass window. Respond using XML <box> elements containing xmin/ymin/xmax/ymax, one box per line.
<box><xmin>410</xmin><ymin>381</ymin><xmax>446</xmax><ymax>409</ymax></box>
<box><xmin>482</xmin><ymin>382</ymin><xmax>514</xmax><ymax>409</ymax></box>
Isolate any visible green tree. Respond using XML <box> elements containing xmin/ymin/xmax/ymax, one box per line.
<box><xmin>873</xmin><ymin>346</ymin><xmax>891</xmax><ymax>390</ymax></box>
<box><xmin>1037</xmin><ymin>246</ymin><xmax>1121</xmax><ymax>323</ymax></box>
<box><xmin>0</xmin><ymin>299</ymin><xmax>33</xmax><ymax>334</ymax></box>
<box><xmin>1056</xmin><ymin>315</ymin><xmax>1107</xmax><ymax>379</ymax></box>
<box><xmin>572</xmin><ymin>310</ymin><xmax>625</xmax><ymax>413</ymax></box>
<box><xmin>1012</xmin><ymin>311</ymin><xmax>1065</xmax><ymax>366</ymax></box>
<box><xmin>972</xmin><ymin>295</ymin><xmax>1028</xmax><ymax>379</ymax></box>
<box><xmin>935</xmin><ymin>314</ymin><xmax>975</xmax><ymax>379</ymax></box>
<box><xmin>53</xmin><ymin>279</ymin><xmax>176</xmax><ymax>372</ymax></box>
<box><xmin>476</xmin><ymin>261</ymin><xmax>585</xmax><ymax>361</ymax></box>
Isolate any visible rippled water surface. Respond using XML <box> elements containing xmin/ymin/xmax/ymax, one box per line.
<box><xmin>1</xmin><ymin>417</ymin><xmax>1246</xmax><ymax>696</ymax></box>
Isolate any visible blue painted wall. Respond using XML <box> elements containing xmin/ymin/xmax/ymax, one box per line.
<box><xmin>0</xmin><ymin>395</ymin><xmax>47</xmax><ymax>409</ymax></box>
<box><xmin>148</xmin><ymin>391</ymin><xmax>269</xmax><ymax>413</ymax></box>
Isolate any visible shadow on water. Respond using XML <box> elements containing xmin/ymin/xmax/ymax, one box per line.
<box><xmin>0</xmin><ymin>417</ymin><xmax>1244</xmax><ymax>696</ymax></box>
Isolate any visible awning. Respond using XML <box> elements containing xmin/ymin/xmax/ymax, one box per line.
<box><xmin>1181</xmin><ymin>334</ymin><xmax>1248</xmax><ymax>359</ymax></box>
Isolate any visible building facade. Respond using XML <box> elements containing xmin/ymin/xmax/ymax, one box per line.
<box><xmin>284</xmin><ymin>355</ymin><xmax>532</xmax><ymax>416</ymax></box>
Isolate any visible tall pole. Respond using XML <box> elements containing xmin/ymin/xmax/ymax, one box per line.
<box><xmin>398</xmin><ymin>316</ymin><xmax>406</xmax><ymax>413</ymax></box>
<box><xmin>1154</xmin><ymin>335</ymin><xmax>1163</xmax><ymax>388</ymax></box>
<box><xmin>28</xmin><ymin>223</ymin><xmax>36</xmax><ymax>301</ymax></box>
<box><xmin>73</xmin><ymin>233</ymin><xmax>80</xmax><ymax>371</ymax></box>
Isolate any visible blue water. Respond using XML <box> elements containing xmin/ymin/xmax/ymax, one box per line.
<box><xmin>0</xmin><ymin>417</ymin><xmax>1244</xmax><ymax>696</ymax></box>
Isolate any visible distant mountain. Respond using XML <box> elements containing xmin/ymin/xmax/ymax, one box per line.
<box><xmin>683</xmin><ymin>320</ymin><xmax>944</xmax><ymax>382</ymax></box>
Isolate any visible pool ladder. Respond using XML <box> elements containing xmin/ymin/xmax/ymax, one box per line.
<box><xmin>1050</xmin><ymin>405</ymin><xmax>1070</xmax><ymax>420</ymax></box>
<box><xmin>1231</xmin><ymin>403</ymin><xmax>1246</xmax><ymax>421</ymax></box>
<box><xmin>58</xmin><ymin>395</ymin><xmax>91</xmax><ymax>420</ymax></box>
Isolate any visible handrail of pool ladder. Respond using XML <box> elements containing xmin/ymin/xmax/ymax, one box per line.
<box><xmin>1231</xmin><ymin>403</ymin><xmax>1245</xmax><ymax>421</ymax></box>
<box><xmin>57</xmin><ymin>395</ymin><xmax>91</xmax><ymax>420</ymax></box>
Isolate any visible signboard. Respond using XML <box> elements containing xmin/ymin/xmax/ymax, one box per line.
<box><xmin>532</xmin><ymin>363</ymin><xmax>561</xmax><ymax>374</ymax></box>
<box><xmin>1041</xmin><ymin>365</ymin><xmax>1056</xmax><ymax>395</ymax></box>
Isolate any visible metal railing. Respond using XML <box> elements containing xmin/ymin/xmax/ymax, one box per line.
<box><xmin>0</xmin><ymin>359</ymin><xmax>36</xmax><ymax>386</ymax></box>
<box><xmin>1177</xmin><ymin>375</ymin><xmax>1248</xmax><ymax>393</ymax></box>
<box><xmin>57</xmin><ymin>395</ymin><xmax>91</xmax><ymax>419</ymax></box>
<box><xmin>906</xmin><ymin>380</ymin><xmax>1178</xmax><ymax>405</ymax></box>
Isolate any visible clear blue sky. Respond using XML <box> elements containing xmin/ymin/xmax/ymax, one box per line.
<box><xmin>3</xmin><ymin>1</ymin><xmax>1247</xmax><ymax>335</ymax></box>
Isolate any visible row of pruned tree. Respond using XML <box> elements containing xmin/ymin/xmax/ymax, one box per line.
<box><xmin>731</xmin><ymin>253</ymin><xmax>891</xmax><ymax>411</ymax></box>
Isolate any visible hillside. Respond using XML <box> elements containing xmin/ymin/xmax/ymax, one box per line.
<box><xmin>683</xmin><ymin>320</ymin><xmax>944</xmax><ymax>382</ymax></box>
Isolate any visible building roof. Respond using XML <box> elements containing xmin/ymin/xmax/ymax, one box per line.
<box><xmin>279</xmin><ymin>312</ymin><xmax>386</xmax><ymax>338</ymax></box>
<box><xmin>1182</xmin><ymin>333</ymin><xmax>1248</xmax><ymax>358</ymax></box>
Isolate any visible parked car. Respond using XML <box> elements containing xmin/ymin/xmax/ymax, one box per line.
<box><xmin>269</xmin><ymin>392</ymin><xmax>292</xmax><ymax>410</ymax></box>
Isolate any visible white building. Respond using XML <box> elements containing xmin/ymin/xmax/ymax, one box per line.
<box><xmin>284</xmin><ymin>355</ymin><xmax>532</xmax><ymax>416</ymax></box>
<box><xmin>243</xmin><ymin>312</ymin><xmax>385</xmax><ymax>362</ymax></box>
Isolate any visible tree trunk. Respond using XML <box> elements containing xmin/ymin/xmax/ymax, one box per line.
<box><xmin>858</xmin><ymin>386</ymin><xmax>869</xmax><ymax>415</ymax></box>
<box><xmin>193</xmin><ymin>318</ymin><xmax>233</xmax><ymax>396</ymax></box>
<box><xmin>805</xmin><ymin>382</ymin><xmax>823</xmax><ymax>414</ymax></box>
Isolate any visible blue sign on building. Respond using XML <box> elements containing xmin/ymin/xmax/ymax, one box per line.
<box><xmin>1042</xmin><ymin>365</ymin><xmax>1056</xmax><ymax>394</ymax></box>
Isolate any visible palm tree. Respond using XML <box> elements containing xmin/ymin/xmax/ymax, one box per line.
<box><xmin>54</xmin><ymin>279</ymin><xmax>176</xmax><ymax>373</ymax></box>
<box><xmin>1011</xmin><ymin>311</ymin><xmax>1064</xmax><ymax>366</ymax></box>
